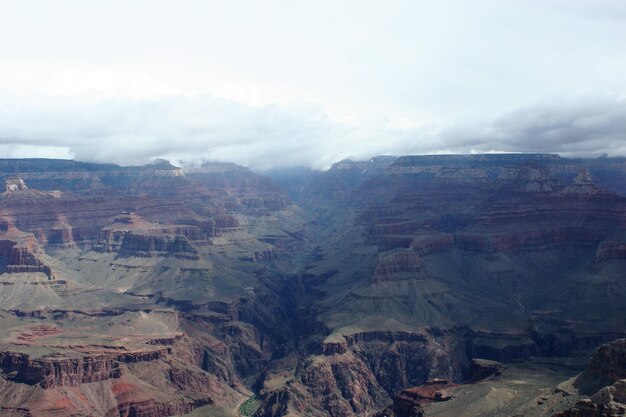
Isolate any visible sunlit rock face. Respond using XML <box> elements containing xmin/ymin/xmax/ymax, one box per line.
<box><xmin>0</xmin><ymin>158</ymin><xmax>306</xmax><ymax>417</ymax></box>
<box><xmin>0</xmin><ymin>155</ymin><xmax>625</xmax><ymax>417</ymax></box>
<box><xmin>4</xmin><ymin>177</ymin><xmax>28</xmax><ymax>192</ymax></box>
<box><xmin>551</xmin><ymin>339</ymin><xmax>626</xmax><ymax>417</ymax></box>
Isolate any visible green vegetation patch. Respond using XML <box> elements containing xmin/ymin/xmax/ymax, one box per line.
<box><xmin>237</xmin><ymin>395</ymin><xmax>260</xmax><ymax>417</ymax></box>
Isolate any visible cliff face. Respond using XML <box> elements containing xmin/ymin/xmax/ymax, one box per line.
<box><xmin>253</xmin><ymin>329</ymin><xmax>472</xmax><ymax>417</ymax></box>
<box><xmin>248</xmin><ymin>154</ymin><xmax>626</xmax><ymax>416</ymax></box>
<box><xmin>0</xmin><ymin>306</ymin><xmax>279</xmax><ymax>417</ymax></box>
<box><xmin>255</xmin><ymin>351</ymin><xmax>391</xmax><ymax>417</ymax></box>
<box><xmin>0</xmin><ymin>226</ymin><xmax>53</xmax><ymax>279</ymax></box>
<box><xmin>0</xmin><ymin>160</ymin><xmax>299</xmax><ymax>252</ymax></box>
<box><xmin>371</xmin><ymin>251</ymin><xmax>430</xmax><ymax>283</ymax></box>
<box><xmin>0</xmin><ymin>351</ymin><xmax>124</xmax><ymax>388</ymax></box>
<box><xmin>575</xmin><ymin>339</ymin><xmax>626</xmax><ymax>395</ymax></box>
<box><xmin>0</xmin><ymin>159</ymin><xmax>307</xmax><ymax>417</ymax></box>
<box><xmin>551</xmin><ymin>339</ymin><xmax>626</xmax><ymax>417</ymax></box>
<box><xmin>1</xmin><ymin>156</ymin><xmax>626</xmax><ymax>417</ymax></box>
<box><xmin>552</xmin><ymin>388</ymin><xmax>626</xmax><ymax>417</ymax></box>
<box><xmin>357</xmin><ymin>165</ymin><xmax>625</xmax><ymax>255</ymax></box>
<box><xmin>0</xmin><ymin>158</ymin><xmax>183</xmax><ymax>194</ymax></box>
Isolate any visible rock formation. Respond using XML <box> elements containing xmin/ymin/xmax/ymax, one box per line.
<box><xmin>4</xmin><ymin>177</ymin><xmax>28</xmax><ymax>192</ymax></box>
<box><xmin>0</xmin><ymin>155</ymin><xmax>624</xmax><ymax>417</ymax></box>
<box><xmin>553</xmin><ymin>339</ymin><xmax>626</xmax><ymax>417</ymax></box>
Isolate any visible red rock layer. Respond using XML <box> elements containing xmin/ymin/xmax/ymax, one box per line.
<box><xmin>0</xmin><ymin>347</ymin><xmax>170</xmax><ymax>388</ymax></box>
<box><xmin>0</xmin><ymin>229</ymin><xmax>53</xmax><ymax>279</ymax></box>
<box><xmin>371</xmin><ymin>251</ymin><xmax>430</xmax><ymax>283</ymax></box>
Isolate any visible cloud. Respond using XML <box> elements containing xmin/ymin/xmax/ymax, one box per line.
<box><xmin>1</xmin><ymin>1</ymin><xmax>626</xmax><ymax>169</ymax></box>
<box><xmin>0</xmin><ymin>91</ymin><xmax>624</xmax><ymax>170</ymax></box>
<box><xmin>0</xmin><ymin>92</ymin><xmax>386</xmax><ymax>170</ymax></box>
<box><xmin>438</xmin><ymin>97</ymin><xmax>626</xmax><ymax>157</ymax></box>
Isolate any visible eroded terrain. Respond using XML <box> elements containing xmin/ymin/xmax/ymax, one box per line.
<box><xmin>0</xmin><ymin>155</ymin><xmax>625</xmax><ymax>416</ymax></box>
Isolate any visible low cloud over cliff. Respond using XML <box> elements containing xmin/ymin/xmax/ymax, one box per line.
<box><xmin>0</xmin><ymin>92</ymin><xmax>624</xmax><ymax>170</ymax></box>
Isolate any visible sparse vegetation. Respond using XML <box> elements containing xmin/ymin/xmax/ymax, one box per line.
<box><xmin>237</xmin><ymin>396</ymin><xmax>260</xmax><ymax>417</ymax></box>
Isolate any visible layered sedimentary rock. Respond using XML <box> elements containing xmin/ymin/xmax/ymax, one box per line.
<box><xmin>255</xmin><ymin>351</ymin><xmax>390</xmax><ymax>417</ymax></box>
<box><xmin>0</xmin><ymin>161</ymin><xmax>300</xmax><ymax>252</ymax></box>
<box><xmin>575</xmin><ymin>339</ymin><xmax>626</xmax><ymax>395</ymax></box>
<box><xmin>395</xmin><ymin>379</ymin><xmax>455</xmax><ymax>404</ymax></box>
<box><xmin>4</xmin><ymin>178</ymin><xmax>28</xmax><ymax>192</ymax></box>
<box><xmin>0</xmin><ymin>225</ymin><xmax>53</xmax><ymax>279</ymax></box>
<box><xmin>0</xmin><ymin>311</ymin><xmax>250</xmax><ymax>416</ymax></box>
<box><xmin>96</xmin><ymin>213</ymin><xmax>203</xmax><ymax>259</ymax></box>
<box><xmin>551</xmin><ymin>339</ymin><xmax>626</xmax><ymax>417</ymax></box>
<box><xmin>370</xmin><ymin>251</ymin><xmax>430</xmax><ymax>283</ymax></box>
<box><xmin>372</xmin><ymin>379</ymin><xmax>456</xmax><ymax>417</ymax></box>
<box><xmin>595</xmin><ymin>239</ymin><xmax>626</xmax><ymax>265</ymax></box>
<box><xmin>553</xmin><ymin>382</ymin><xmax>626</xmax><ymax>417</ymax></box>
<box><xmin>0</xmin><ymin>158</ymin><xmax>183</xmax><ymax>193</ymax></box>
<box><xmin>0</xmin><ymin>155</ymin><xmax>626</xmax><ymax>417</ymax></box>
<box><xmin>0</xmin><ymin>159</ymin><xmax>307</xmax><ymax>417</ymax></box>
<box><xmin>0</xmin><ymin>351</ymin><xmax>125</xmax><ymax>388</ymax></box>
<box><xmin>252</xmin><ymin>154</ymin><xmax>626</xmax><ymax>417</ymax></box>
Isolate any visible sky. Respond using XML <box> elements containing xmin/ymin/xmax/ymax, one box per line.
<box><xmin>0</xmin><ymin>0</ymin><xmax>625</xmax><ymax>170</ymax></box>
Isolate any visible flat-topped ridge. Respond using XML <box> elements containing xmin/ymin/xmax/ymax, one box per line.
<box><xmin>0</xmin><ymin>158</ymin><xmax>180</xmax><ymax>172</ymax></box>
<box><xmin>392</xmin><ymin>153</ymin><xmax>562</xmax><ymax>167</ymax></box>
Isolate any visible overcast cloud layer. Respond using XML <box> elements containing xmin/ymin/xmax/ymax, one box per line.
<box><xmin>0</xmin><ymin>0</ymin><xmax>625</xmax><ymax>169</ymax></box>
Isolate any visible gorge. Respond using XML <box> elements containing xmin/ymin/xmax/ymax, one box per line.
<box><xmin>0</xmin><ymin>154</ymin><xmax>625</xmax><ymax>417</ymax></box>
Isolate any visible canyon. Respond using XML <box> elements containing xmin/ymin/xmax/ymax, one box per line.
<box><xmin>0</xmin><ymin>154</ymin><xmax>625</xmax><ymax>416</ymax></box>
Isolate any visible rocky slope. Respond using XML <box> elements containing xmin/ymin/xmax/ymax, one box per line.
<box><xmin>253</xmin><ymin>154</ymin><xmax>626</xmax><ymax>416</ymax></box>
<box><xmin>0</xmin><ymin>159</ymin><xmax>307</xmax><ymax>417</ymax></box>
<box><xmin>0</xmin><ymin>155</ymin><xmax>625</xmax><ymax>417</ymax></box>
<box><xmin>539</xmin><ymin>338</ymin><xmax>626</xmax><ymax>417</ymax></box>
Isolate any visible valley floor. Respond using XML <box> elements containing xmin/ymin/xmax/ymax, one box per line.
<box><xmin>424</xmin><ymin>359</ymin><xmax>581</xmax><ymax>417</ymax></box>
<box><xmin>179</xmin><ymin>360</ymin><xmax>582</xmax><ymax>417</ymax></box>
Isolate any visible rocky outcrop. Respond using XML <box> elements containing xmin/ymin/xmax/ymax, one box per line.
<box><xmin>0</xmin><ymin>340</ymin><xmax>234</xmax><ymax>417</ymax></box>
<box><xmin>467</xmin><ymin>358</ymin><xmax>502</xmax><ymax>382</ymax></box>
<box><xmin>0</xmin><ymin>352</ymin><xmax>123</xmax><ymax>388</ymax></box>
<box><xmin>213</xmin><ymin>214</ymin><xmax>240</xmax><ymax>230</ymax></box>
<box><xmin>371</xmin><ymin>251</ymin><xmax>430</xmax><ymax>283</ymax></box>
<box><xmin>552</xmin><ymin>339</ymin><xmax>626</xmax><ymax>417</ymax></box>
<box><xmin>322</xmin><ymin>331</ymin><xmax>430</xmax><ymax>358</ymax></box>
<box><xmin>352</xmin><ymin>156</ymin><xmax>626</xmax><ymax>262</ymax></box>
<box><xmin>118</xmin><ymin>233</ymin><xmax>199</xmax><ymax>259</ymax></box>
<box><xmin>109</xmin><ymin>397</ymin><xmax>212</xmax><ymax>417</ymax></box>
<box><xmin>298</xmin><ymin>156</ymin><xmax>397</xmax><ymax>207</ymax></box>
<box><xmin>410</xmin><ymin>233</ymin><xmax>454</xmax><ymax>255</ymax></box>
<box><xmin>372</xmin><ymin>379</ymin><xmax>455</xmax><ymax>417</ymax></box>
<box><xmin>0</xmin><ymin>159</ymin><xmax>183</xmax><ymax>190</ymax></box>
<box><xmin>552</xmin><ymin>382</ymin><xmax>626</xmax><ymax>416</ymax></box>
<box><xmin>0</xmin><ymin>347</ymin><xmax>170</xmax><ymax>388</ymax></box>
<box><xmin>1</xmin><ymin>154</ymin><xmax>626</xmax><ymax>417</ymax></box>
<box><xmin>257</xmin><ymin>329</ymin><xmax>470</xmax><ymax>417</ymax></box>
<box><xmin>513</xmin><ymin>164</ymin><xmax>558</xmax><ymax>192</ymax></box>
<box><xmin>0</xmin><ymin>159</ymin><xmax>298</xmax><ymax>255</ymax></box>
<box><xmin>0</xmin><ymin>228</ymin><xmax>54</xmax><ymax>278</ymax></box>
<box><xmin>595</xmin><ymin>239</ymin><xmax>626</xmax><ymax>265</ymax></box>
<box><xmin>395</xmin><ymin>379</ymin><xmax>455</xmax><ymax>404</ymax></box>
<box><xmin>387</xmin><ymin>154</ymin><xmax>560</xmax><ymax>185</ymax></box>
<box><xmin>255</xmin><ymin>352</ymin><xmax>390</xmax><ymax>417</ymax></box>
<box><xmin>4</xmin><ymin>178</ymin><xmax>28</xmax><ymax>192</ymax></box>
<box><xmin>6</xmin><ymin>247</ymin><xmax>51</xmax><ymax>277</ymax></box>
<box><xmin>576</xmin><ymin>339</ymin><xmax>626</xmax><ymax>394</ymax></box>
<box><xmin>454</xmin><ymin>226</ymin><xmax>608</xmax><ymax>253</ymax></box>
<box><xmin>563</xmin><ymin>169</ymin><xmax>603</xmax><ymax>195</ymax></box>
<box><xmin>553</xmin><ymin>380</ymin><xmax>626</xmax><ymax>417</ymax></box>
<box><xmin>176</xmin><ymin>218</ymin><xmax>218</xmax><ymax>237</ymax></box>
<box><xmin>96</xmin><ymin>213</ymin><xmax>205</xmax><ymax>258</ymax></box>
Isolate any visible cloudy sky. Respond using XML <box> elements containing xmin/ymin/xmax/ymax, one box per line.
<box><xmin>1</xmin><ymin>0</ymin><xmax>625</xmax><ymax>169</ymax></box>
